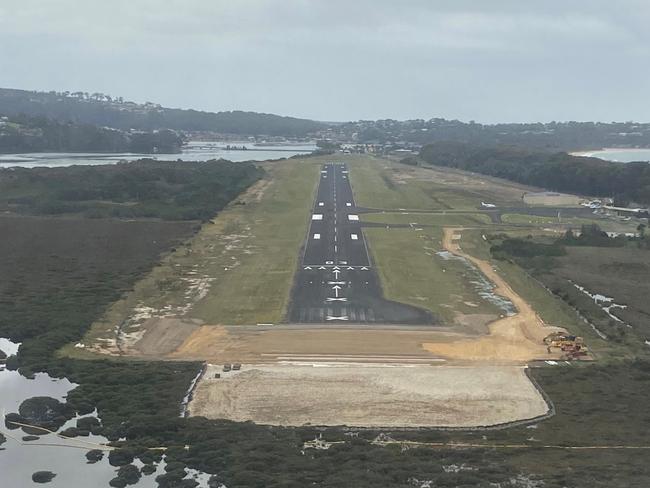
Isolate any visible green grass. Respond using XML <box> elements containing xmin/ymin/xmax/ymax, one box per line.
<box><xmin>348</xmin><ymin>157</ymin><xmax>479</xmax><ymax>210</ymax></box>
<box><xmin>364</xmin><ymin>226</ymin><xmax>501</xmax><ymax>322</ymax></box>
<box><xmin>84</xmin><ymin>157</ymin><xmax>324</xmax><ymax>339</ymax></box>
<box><xmin>362</xmin><ymin>211</ymin><xmax>492</xmax><ymax>226</ymax></box>
<box><xmin>191</xmin><ymin>160</ymin><xmax>320</xmax><ymax>323</ymax></box>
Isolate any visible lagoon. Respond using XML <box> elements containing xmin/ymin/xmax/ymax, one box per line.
<box><xmin>575</xmin><ymin>148</ymin><xmax>650</xmax><ymax>163</ymax></box>
<box><xmin>0</xmin><ymin>141</ymin><xmax>317</xmax><ymax>168</ymax></box>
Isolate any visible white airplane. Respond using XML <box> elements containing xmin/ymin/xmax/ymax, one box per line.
<box><xmin>481</xmin><ymin>202</ymin><xmax>496</xmax><ymax>208</ymax></box>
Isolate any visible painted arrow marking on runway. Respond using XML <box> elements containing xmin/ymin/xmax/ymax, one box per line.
<box><xmin>304</xmin><ymin>266</ymin><xmax>312</xmax><ymax>270</ymax></box>
<box><xmin>326</xmin><ymin>315</ymin><xmax>349</xmax><ymax>321</ymax></box>
<box><xmin>331</xmin><ymin>285</ymin><xmax>342</xmax><ymax>297</ymax></box>
<box><xmin>333</xmin><ymin>269</ymin><xmax>341</xmax><ymax>279</ymax></box>
<box><xmin>318</xmin><ymin>266</ymin><xmax>327</xmax><ymax>270</ymax></box>
<box><xmin>361</xmin><ymin>266</ymin><xmax>369</xmax><ymax>270</ymax></box>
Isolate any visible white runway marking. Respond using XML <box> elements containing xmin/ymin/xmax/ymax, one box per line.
<box><xmin>326</xmin><ymin>315</ymin><xmax>349</xmax><ymax>321</ymax></box>
<box><xmin>312</xmin><ymin>214</ymin><xmax>323</xmax><ymax>221</ymax></box>
<box><xmin>348</xmin><ymin>214</ymin><xmax>359</xmax><ymax>221</ymax></box>
<box><xmin>351</xmin><ymin>233</ymin><xmax>358</xmax><ymax>240</ymax></box>
<box><xmin>326</xmin><ymin>297</ymin><xmax>348</xmax><ymax>302</ymax></box>
<box><xmin>313</xmin><ymin>233</ymin><xmax>321</xmax><ymax>240</ymax></box>
<box><xmin>346</xmin><ymin>202</ymin><xmax>352</xmax><ymax>207</ymax></box>
<box><xmin>318</xmin><ymin>202</ymin><xmax>324</xmax><ymax>206</ymax></box>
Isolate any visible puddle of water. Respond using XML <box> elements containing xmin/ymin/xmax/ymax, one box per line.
<box><xmin>435</xmin><ymin>252</ymin><xmax>516</xmax><ymax>316</ymax></box>
<box><xmin>570</xmin><ymin>282</ymin><xmax>631</xmax><ymax>328</ymax></box>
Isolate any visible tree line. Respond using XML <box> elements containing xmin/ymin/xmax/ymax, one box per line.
<box><xmin>0</xmin><ymin>113</ymin><xmax>184</xmax><ymax>153</ymax></box>
<box><xmin>414</xmin><ymin>141</ymin><xmax>650</xmax><ymax>205</ymax></box>
<box><xmin>0</xmin><ymin>159</ymin><xmax>264</xmax><ymax>220</ymax></box>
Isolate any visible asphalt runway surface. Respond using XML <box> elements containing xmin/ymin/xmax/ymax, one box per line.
<box><xmin>288</xmin><ymin>163</ymin><xmax>433</xmax><ymax>325</ymax></box>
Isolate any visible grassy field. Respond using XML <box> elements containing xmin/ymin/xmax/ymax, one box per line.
<box><xmin>351</xmin><ymin>161</ymin><xmax>609</xmax><ymax>346</ymax></box>
<box><xmin>190</xmin><ymin>159</ymin><xmax>321</xmax><ymax>323</ymax></box>
<box><xmin>81</xmin><ymin>156</ymin><xmax>324</xmax><ymax>349</ymax></box>
<box><xmin>349</xmin><ymin>156</ymin><xmax>529</xmax><ymax>210</ymax></box>
<box><xmin>364</xmin><ymin>226</ymin><xmax>502</xmax><ymax>323</ymax></box>
<box><xmin>362</xmin><ymin>211</ymin><xmax>492</xmax><ymax>226</ymax></box>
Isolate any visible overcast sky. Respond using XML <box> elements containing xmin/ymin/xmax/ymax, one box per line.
<box><xmin>1</xmin><ymin>1</ymin><xmax>649</xmax><ymax>123</ymax></box>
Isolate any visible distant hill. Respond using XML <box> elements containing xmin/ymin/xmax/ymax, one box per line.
<box><xmin>331</xmin><ymin>119</ymin><xmax>650</xmax><ymax>151</ymax></box>
<box><xmin>0</xmin><ymin>113</ymin><xmax>183</xmax><ymax>154</ymax></box>
<box><xmin>0</xmin><ymin>88</ymin><xmax>325</xmax><ymax>137</ymax></box>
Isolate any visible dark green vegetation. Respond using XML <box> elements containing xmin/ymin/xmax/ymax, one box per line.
<box><xmin>32</xmin><ymin>471</ymin><xmax>57</xmax><ymax>483</ymax></box>
<box><xmin>15</xmin><ymin>396</ymin><xmax>75</xmax><ymax>432</ymax></box>
<box><xmin>0</xmin><ymin>88</ymin><xmax>324</xmax><ymax>137</ymax></box>
<box><xmin>0</xmin><ymin>113</ymin><xmax>183</xmax><ymax>153</ymax></box>
<box><xmin>416</xmin><ymin>141</ymin><xmax>650</xmax><ymax>205</ymax></box>
<box><xmin>111</xmin><ymin>464</ymin><xmax>141</xmax><ymax>487</ymax></box>
<box><xmin>86</xmin><ymin>449</ymin><xmax>105</xmax><ymax>463</ymax></box>
<box><xmin>491</xmin><ymin>237</ymin><xmax>566</xmax><ymax>259</ymax></box>
<box><xmin>490</xmin><ymin>228</ymin><xmax>650</xmax><ymax>348</ymax></box>
<box><xmin>337</xmin><ymin>118</ymin><xmax>650</xmax><ymax>151</ymax></box>
<box><xmin>0</xmin><ymin>160</ymin><xmax>263</xmax><ymax>220</ymax></box>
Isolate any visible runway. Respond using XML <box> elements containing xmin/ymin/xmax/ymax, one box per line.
<box><xmin>288</xmin><ymin>163</ymin><xmax>432</xmax><ymax>324</ymax></box>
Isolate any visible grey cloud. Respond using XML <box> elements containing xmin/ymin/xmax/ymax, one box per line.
<box><xmin>0</xmin><ymin>0</ymin><xmax>649</xmax><ymax>122</ymax></box>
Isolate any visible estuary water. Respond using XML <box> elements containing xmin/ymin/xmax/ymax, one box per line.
<box><xmin>575</xmin><ymin>148</ymin><xmax>650</xmax><ymax>163</ymax></box>
<box><xmin>0</xmin><ymin>338</ymin><xmax>209</xmax><ymax>487</ymax></box>
<box><xmin>0</xmin><ymin>141</ymin><xmax>317</xmax><ymax>168</ymax></box>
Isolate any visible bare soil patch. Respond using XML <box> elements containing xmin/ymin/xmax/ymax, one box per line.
<box><xmin>189</xmin><ymin>363</ymin><xmax>549</xmax><ymax>427</ymax></box>
<box><xmin>169</xmin><ymin>326</ymin><xmax>447</xmax><ymax>363</ymax></box>
<box><xmin>133</xmin><ymin>317</ymin><xmax>202</xmax><ymax>356</ymax></box>
<box><xmin>422</xmin><ymin>228</ymin><xmax>566</xmax><ymax>362</ymax></box>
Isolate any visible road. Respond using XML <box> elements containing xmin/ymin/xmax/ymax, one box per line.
<box><xmin>288</xmin><ymin>163</ymin><xmax>433</xmax><ymax>324</ymax></box>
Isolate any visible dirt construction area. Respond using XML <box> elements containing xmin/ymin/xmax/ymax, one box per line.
<box><xmin>421</xmin><ymin>228</ymin><xmax>566</xmax><ymax>362</ymax></box>
<box><xmin>189</xmin><ymin>363</ymin><xmax>549</xmax><ymax>427</ymax></box>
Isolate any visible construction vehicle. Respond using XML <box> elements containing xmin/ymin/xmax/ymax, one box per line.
<box><xmin>223</xmin><ymin>364</ymin><xmax>231</xmax><ymax>372</ymax></box>
<box><xmin>232</xmin><ymin>363</ymin><xmax>241</xmax><ymax>371</ymax></box>
<box><xmin>544</xmin><ymin>333</ymin><xmax>588</xmax><ymax>359</ymax></box>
